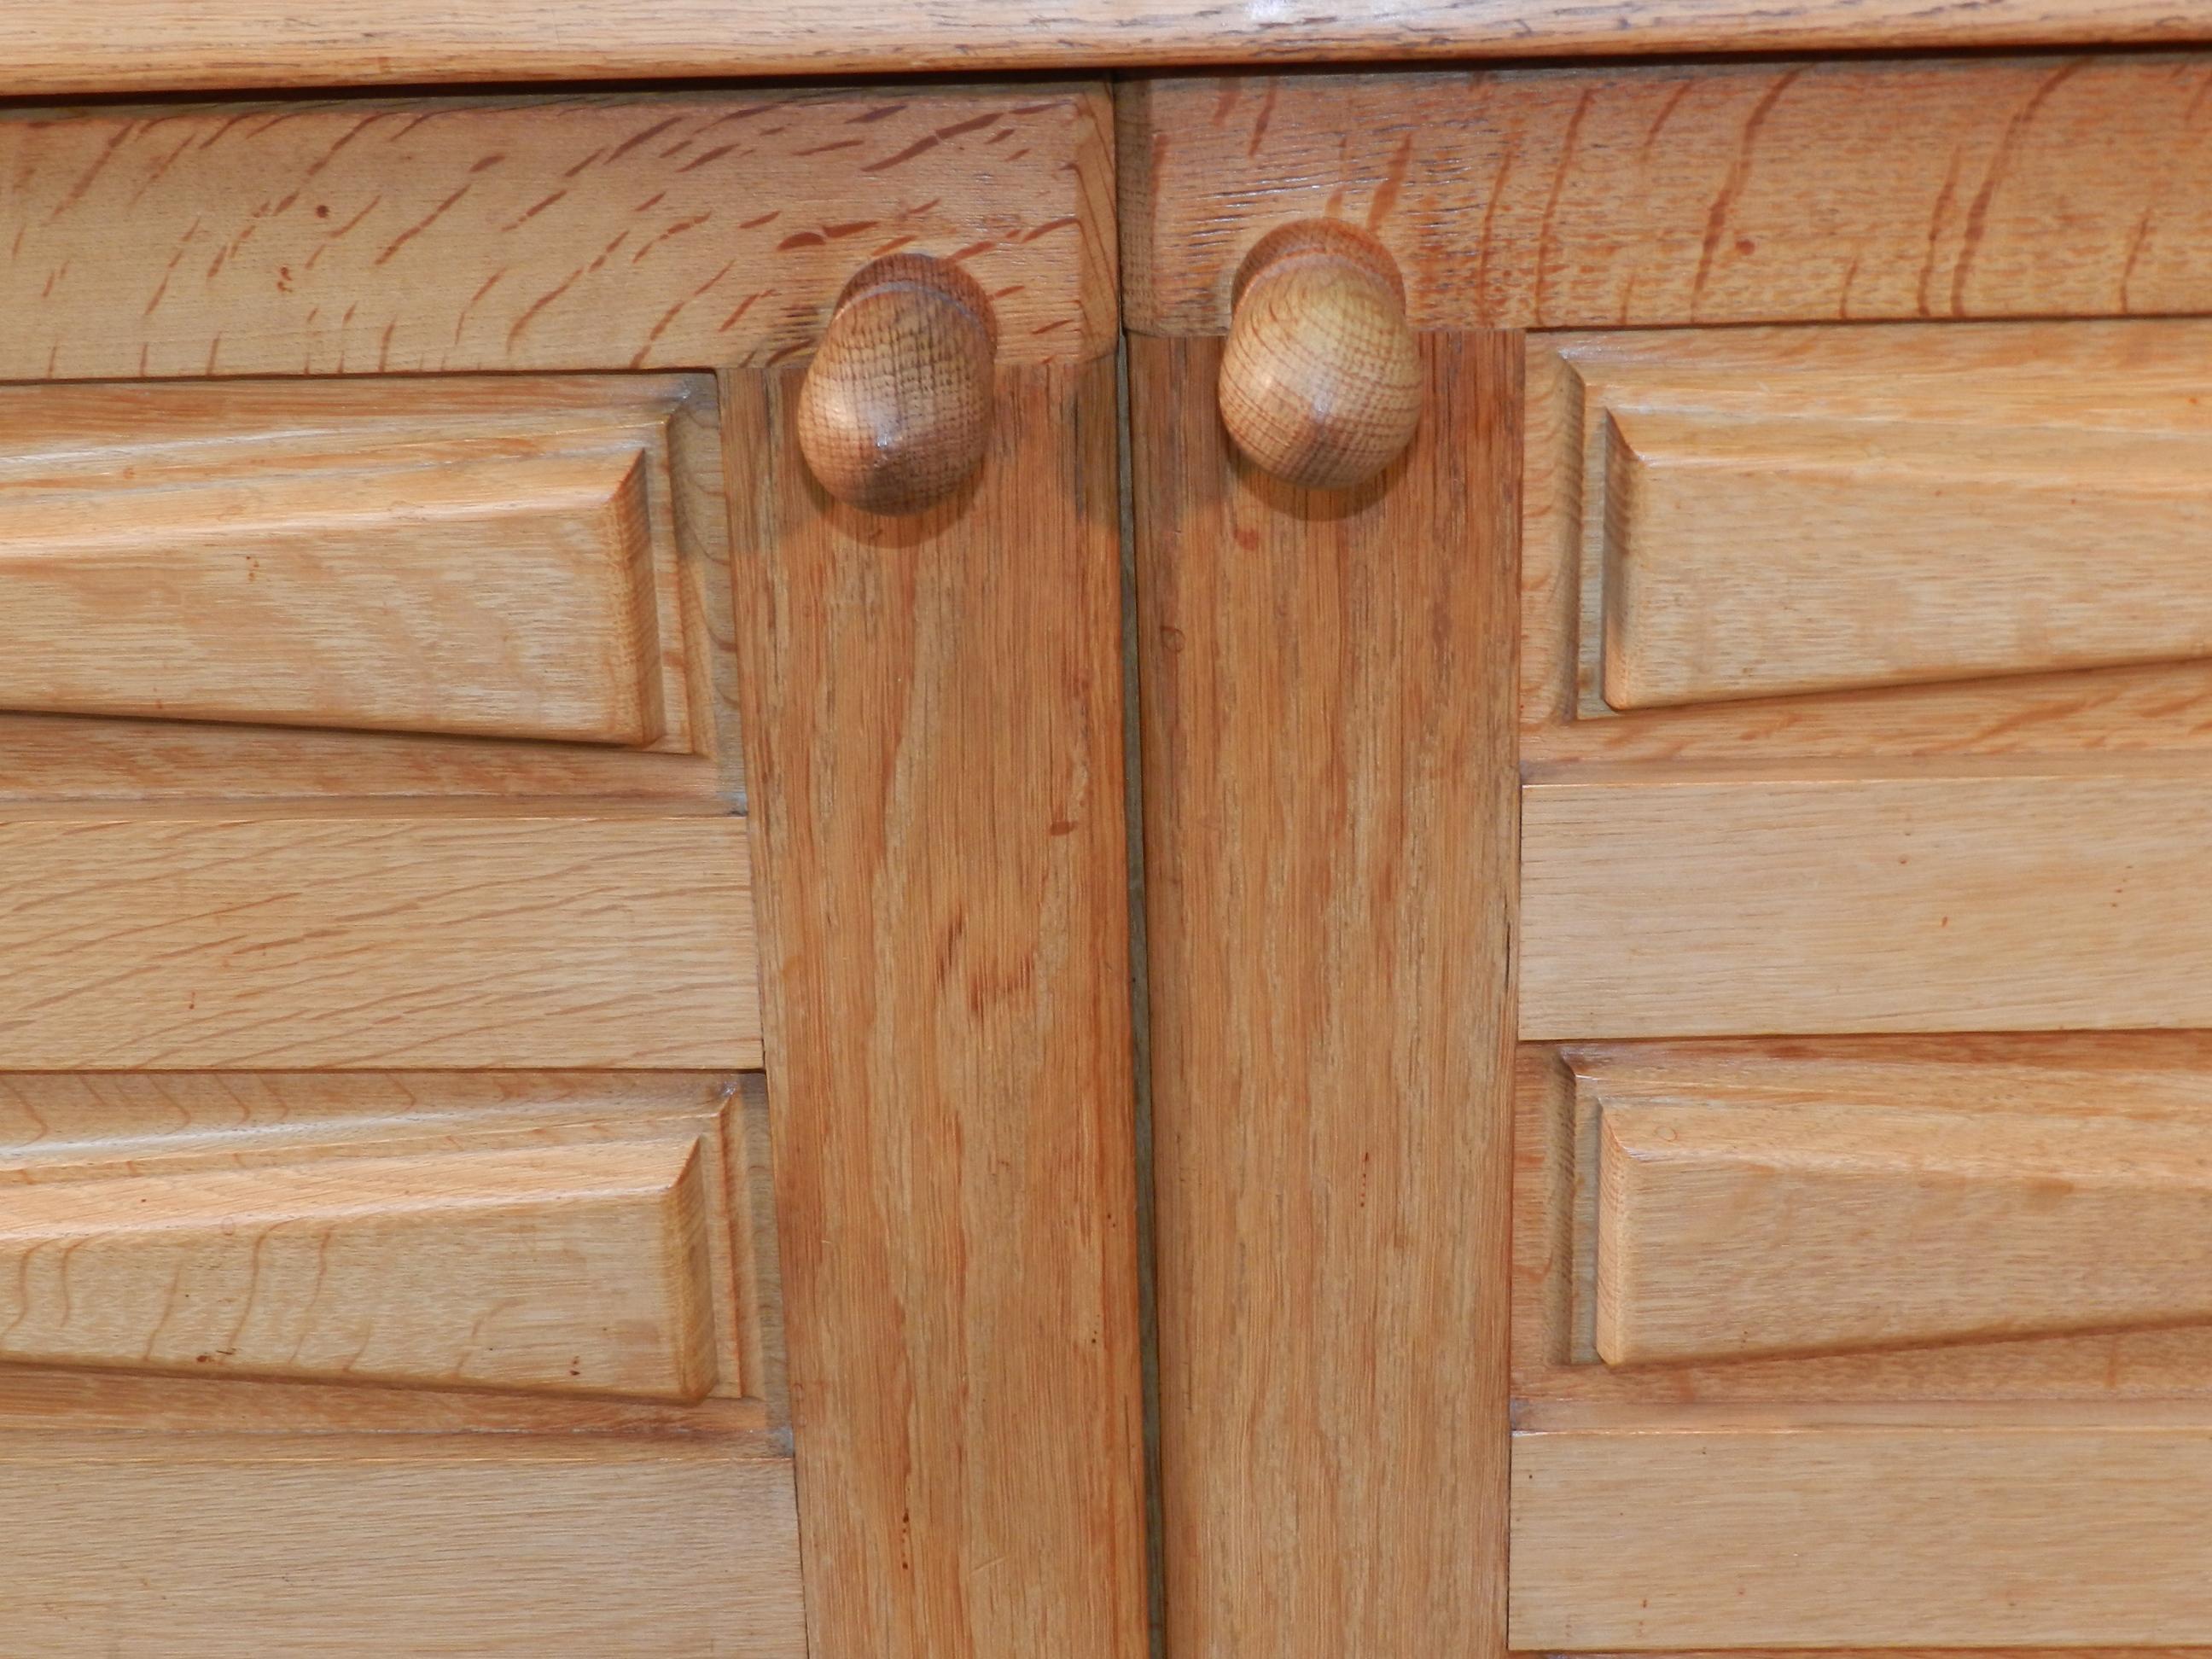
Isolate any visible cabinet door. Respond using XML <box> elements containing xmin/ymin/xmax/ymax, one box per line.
<box><xmin>0</xmin><ymin>84</ymin><xmax>1142</xmax><ymax>1659</ymax></box>
<box><xmin>1127</xmin><ymin>54</ymin><xmax>2212</xmax><ymax>1657</ymax></box>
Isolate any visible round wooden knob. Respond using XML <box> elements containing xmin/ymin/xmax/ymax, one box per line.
<box><xmin>797</xmin><ymin>253</ymin><xmax>998</xmax><ymax>515</ymax></box>
<box><xmin>1219</xmin><ymin>221</ymin><xmax>1422</xmax><ymax>491</ymax></box>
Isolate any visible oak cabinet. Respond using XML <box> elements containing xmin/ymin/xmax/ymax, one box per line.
<box><xmin>0</xmin><ymin>80</ymin><xmax>1139</xmax><ymax>1659</ymax></box>
<box><xmin>10</xmin><ymin>21</ymin><xmax>2212</xmax><ymax>1656</ymax></box>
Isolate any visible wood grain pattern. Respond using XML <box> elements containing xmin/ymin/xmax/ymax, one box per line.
<box><xmin>1594</xmin><ymin>1096</ymin><xmax>2212</xmax><ymax>1365</ymax></box>
<box><xmin>2</xmin><ymin>86</ymin><xmax>1115</xmax><ymax>381</ymax></box>
<box><xmin>1521</xmin><ymin>1036</ymin><xmax>2212</xmax><ymax>1407</ymax></box>
<box><xmin>0</xmin><ymin>0</ymin><xmax>2201</xmax><ymax>92</ymax></box>
<box><xmin>1132</xmin><ymin>334</ymin><xmax>1517</xmax><ymax>1655</ymax></box>
<box><xmin>1522</xmin><ymin>767</ymin><xmax>2212</xmax><ymax>1038</ymax></box>
<box><xmin>1125</xmin><ymin>57</ymin><xmax>2212</xmax><ymax>336</ymax></box>
<box><xmin>797</xmin><ymin>253</ymin><xmax>999</xmax><ymax>514</ymax></box>
<box><xmin>0</xmin><ymin>444</ymin><xmax>670</xmax><ymax>747</ymax></box>
<box><xmin>1216</xmin><ymin>221</ymin><xmax>1422</xmax><ymax>490</ymax></box>
<box><xmin>725</xmin><ymin>358</ymin><xmax>1145</xmax><ymax>1656</ymax></box>
<box><xmin>0</xmin><ymin>1435</ymin><xmax>803</xmax><ymax>1656</ymax></box>
<box><xmin>0</xmin><ymin>375</ymin><xmax>743</xmax><ymax>806</ymax></box>
<box><xmin>0</xmin><ymin>816</ymin><xmax>758</xmax><ymax>1068</ymax></box>
<box><xmin>1596</xmin><ymin>414</ymin><xmax>2212</xmax><ymax>710</ymax></box>
<box><xmin>1528</xmin><ymin>320</ymin><xmax>2212</xmax><ymax>753</ymax></box>
<box><xmin>0</xmin><ymin>1134</ymin><xmax>719</xmax><ymax>1400</ymax></box>
<box><xmin>0</xmin><ymin>1072</ymin><xmax>778</xmax><ymax>1434</ymax></box>
<box><xmin>1513</xmin><ymin>1411</ymin><xmax>2212</xmax><ymax>1648</ymax></box>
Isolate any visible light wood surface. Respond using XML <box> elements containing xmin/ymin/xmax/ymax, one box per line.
<box><xmin>726</xmin><ymin>358</ymin><xmax>1145</xmax><ymax>1656</ymax></box>
<box><xmin>0</xmin><ymin>816</ymin><xmax>758</xmax><ymax>1068</ymax></box>
<box><xmin>1594</xmin><ymin>1097</ymin><xmax>2212</xmax><ymax>1366</ymax></box>
<box><xmin>798</xmin><ymin>254</ymin><xmax>999</xmax><ymax>515</ymax></box>
<box><xmin>0</xmin><ymin>1073</ymin><xmax>777</xmax><ymax>1433</ymax></box>
<box><xmin>0</xmin><ymin>1435</ymin><xmax>804</xmax><ymax>1656</ymax></box>
<box><xmin>1</xmin><ymin>86</ymin><xmax>1115</xmax><ymax>381</ymax></box>
<box><xmin>1513</xmin><ymin>1410</ymin><xmax>2212</xmax><ymax>1648</ymax></box>
<box><xmin>1125</xmin><ymin>56</ymin><xmax>2212</xmax><ymax>336</ymax></box>
<box><xmin>0</xmin><ymin>0</ymin><xmax>2201</xmax><ymax>92</ymax></box>
<box><xmin>1523</xmin><ymin>766</ymin><xmax>2212</xmax><ymax>1038</ymax></box>
<box><xmin>1522</xmin><ymin>1036</ymin><xmax>2212</xmax><ymax>1407</ymax></box>
<box><xmin>0</xmin><ymin>1134</ymin><xmax>719</xmax><ymax>1400</ymax></box>
<box><xmin>1216</xmin><ymin>221</ymin><xmax>1422</xmax><ymax>490</ymax></box>
<box><xmin>1528</xmin><ymin>319</ymin><xmax>2212</xmax><ymax>747</ymax></box>
<box><xmin>1132</xmin><ymin>333</ymin><xmax>1518</xmax><ymax>1655</ymax></box>
<box><xmin>0</xmin><ymin>375</ymin><xmax>743</xmax><ymax>806</ymax></box>
<box><xmin>1596</xmin><ymin>415</ymin><xmax>2212</xmax><ymax>710</ymax></box>
<box><xmin>0</xmin><ymin>440</ymin><xmax>673</xmax><ymax>748</ymax></box>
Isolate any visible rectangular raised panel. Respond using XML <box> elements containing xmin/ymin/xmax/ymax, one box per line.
<box><xmin>0</xmin><ymin>88</ymin><xmax>1113</xmax><ymax>378</ymax></box>
<box><xmin>1595</xmin><ymin>1098</ymin><xmax>2212</xmax><ymax>1365</ymax></box>
<box><xmin>1522</xmin><ymin>769</ymin><xmax>2212</xmax><ymax>1037</ymax></box>
<box><xmin>1512</xmin><ymin>1416</ymin><xmax>2212</xmax><ymax>1648</ymax></box>
<box><xmin>1522</xmin><ymin>320</ymin><xmax>2212</xmax><ymax>768</ymax></box>
<box><xmin>0</xmin><ymin>1436</ymin><xmax>803</xmax><ymax>1656</ymax></box>
<box><xmin>0</xmin><ymin>376</ymin><xmax>706</xmax><ymax>752</ymax></box>
<box><xmin>0</xmin><ymin>1137</ymin><xmax>716</xmax><ymax>1400</ymax></box>
<box><xmin>0</xmin><ymin>817</ymin><xmax>758</xmax><ymax>1068</ymax></box>
<box><xmin>0</xmin><ymin>450</ymin><xmax>663</xmax><ymax>744</ymax></box>
<box><xmin>1598</xmin><ymin>414</ymin><xmax>2212</xmax><ymax>708</ymax></box>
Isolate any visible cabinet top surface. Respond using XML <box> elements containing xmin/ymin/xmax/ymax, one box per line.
<box><xmin>1</xmin><ymin>0</ymin><xmax>2203</xmax><ymax>95</ymax></box>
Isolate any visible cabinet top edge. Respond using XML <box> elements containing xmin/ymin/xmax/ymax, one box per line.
<box><xmin>1</xmin><ymin>1</ymin><xmax>2205</xmax><ymax>98</ymax></box>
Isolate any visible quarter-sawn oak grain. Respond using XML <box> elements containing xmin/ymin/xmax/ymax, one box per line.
<box><xmin>726</xmin><ymin>358</ymin><xmax>1146</xmax><ymax>1658</ymax></box>
<box><xmin>1133</xmin><ymin>333</ymin><xmax>1518</xmax><ymax>1657</ymax></box>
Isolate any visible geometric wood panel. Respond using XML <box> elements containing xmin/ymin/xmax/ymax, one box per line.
<box><xmin>1524</xmin><ymin>317</ymin><xmax>2212</xmax><ymax>765</ymax></box>
<box><xmin>0</xmin><ymin>817</ymin><xmax>759</xmax><ymax>1068</ymax></box>
<box><xmin>0</xmin><ymin>1074</ymin><xmax>771</xmax><ymax>1406</ymax></box>
<box><xmin>1594</xmin><ymin>1095</ymin><xmax>2212</xmax><ymax>1365</ymax></box>
<box><xmin>0</xmin><ymin>375</ymin><xmax>747</xmax><ymax>806</ymax></box>
<box><xmin>1519</xmin><ymin>1035</ymin><xmax>2212</xmax><ymax>1406</ymax></box>
<box><xmin>0</xmin><ymin>1134</ymin><xmax>719</xmax><ymax>1399</ymax></box>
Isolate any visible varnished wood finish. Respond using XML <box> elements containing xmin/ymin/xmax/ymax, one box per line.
<box><xmin>1132</xmin><ymin>333</ymin><xmax>1518</xmax><ymax>1655</ymax></box>
<box><xmin>0</xmin><ymin>1134</ymin><xmax>721</xmax><ymax>1400</ymax></box>
<box><xmin>1521</xmin><ymin>1037</ymin><xmax>2212</xmax><ymax>1407</ymax></box>
<box><xmin>1125</xmin><ymin>57</ymin><xmax>2212</xmax><ymax>337</ymax></box>
<box><xmin>0</xmin><ymin>1</ymin><xmax>2203</xmax><ymax>93</ymax></box>
<box><xmin>798</xmin><ymin>255</ymin><xmax>998</xmax><ymax>514</ymax></box>
<box><xmin>1</xmin><ymin>87</ymin><xmax>1115</xmax><ymax>381</ymax></box>
<box><xmin>0</xmin><ymin>381</ymin><xmax>704</xmax><ymax>748</ymax></box>
<box><xmin>1592</xmin><ymin>1091</ymin><xmax>2212</xmax><ymax>1366</ymax></box>
<box><xmin>1513</xmin><ymin>1407</ymin><xmax>2212</xmax><ymax>1648</ymax></box>
<box><xmin>0</xmin><ymin>817</ymin><xmax>757</xmax><ymax>1068</ymax></box>
<box><xmin>1529</xmin><ymin>320</ymin><xmax>2212</xmax><ymax>742</ymax></box>
<box><xmin>0</xmin><ymin>1435</ymin><xmax>804</xmax><ymax>1656</ymax></box>
<box><xmin>1217</xmin><ymin>221</ymin><xmax>1422</xmax><ymax>490</ymax></box>
<box><xmin>727</xmin><ymin>358</ymin><xmax>1145</xmax><ymax>1656</ymax></box>
<box><xmin>0</xmin><ymin>375</ymin><xmax>743</xmax><ymax>807</ymax></box>
<box><xmin>1522</xmin><ymin>767</ymin><xmax>2212</xmax><ymax>1038</ymax></box>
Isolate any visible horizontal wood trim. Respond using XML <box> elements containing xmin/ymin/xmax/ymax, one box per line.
<box><xmin>0</xmin><ymin>816</ymin><xmax>759</xmax><ymax>1068</ymax></box>
<box><xmin>0</xmin><ymin>1435</ymin><xmax>803</xmax><ymax>1656</ymax></box>
<box><xmin>1126</xmin><ymin>55</ymin><xmax>2212</xmax><ymax>335</ymax></box>
<box><xmin>1513</xmin><ymin>1417</ymin><xmax>2212</xmax><ymax>1647</ymax></box>
<box><xmin>1522</xmin><ymin>767</ymin><xmax>2212</xmax><ymax>1038</ymax></box>
<box><xmin>0</xmin><ymin>2</ymin><xmax>2199</xmax><ymax>92</ymax></box>
<box><xmin>2</xmin><ymin>87</ymin><xmax>1114</xmax><ymax>379</ymax></box>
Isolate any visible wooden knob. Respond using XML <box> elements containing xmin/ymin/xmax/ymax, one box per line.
<box><xmin>1219</xmin><ymin>221</ymin><xmax>1422</xmax><ymax>491</ymax></box>
<box><xmin>797</xmin><ymin>254</ymin><xmax>998</xmax><ymax>515</ymax></box>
